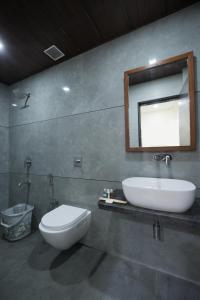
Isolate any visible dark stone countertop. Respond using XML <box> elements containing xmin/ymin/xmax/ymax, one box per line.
<box><xmin>98</xmin><ymin>199</ymin><xmax>200</xmax><ymax>228</ymax></box>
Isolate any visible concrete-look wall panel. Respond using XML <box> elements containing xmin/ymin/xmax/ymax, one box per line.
<box><xmin>9</xmin><ymin>3</ymin><xmax>200</xmax><ymax>127</ymax></box>
<box><xmin>8</xmin><ymin>3</ymin><xmax>200</xmax><ymax>284</ymax></box>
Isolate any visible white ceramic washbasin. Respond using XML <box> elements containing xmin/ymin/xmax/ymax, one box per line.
<box><xmin>122</xmin><ymin>177</ymin><xmax>196</xmax><ymax>213</ymax></box>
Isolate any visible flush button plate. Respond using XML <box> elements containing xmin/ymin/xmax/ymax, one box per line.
<box><xmin>73</xmin><ymin>157</ymin><xmax>82</xmax><ymax>167</ymax></box>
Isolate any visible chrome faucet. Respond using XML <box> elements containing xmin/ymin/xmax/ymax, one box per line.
<box><xmin>153</xmin><ymin>153</ymin><xmax>172</xmax><ymax>166</ymax></box>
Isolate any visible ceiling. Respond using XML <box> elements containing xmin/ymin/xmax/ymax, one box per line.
<box><xmin>0</xmin><ymin>0</ymin><xmax>198</xmax><ymax>85</ymax></box>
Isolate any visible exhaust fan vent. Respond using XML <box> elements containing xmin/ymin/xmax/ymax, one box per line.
<box><xmin>44</xmin><ymin>45</ymin><xmax>65</xmax><ymax>61</ymax></box>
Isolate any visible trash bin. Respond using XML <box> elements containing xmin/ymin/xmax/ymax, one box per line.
<box><xmin>0</xmin><ymin>203</ymin><xmax>34</xmax><ymax>241</ymax></box>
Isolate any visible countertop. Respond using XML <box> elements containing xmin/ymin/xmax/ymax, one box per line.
<box><xmin>98</xmin><ymin>199</ymin><xmax>200</xmax><ymax>228</ymax></box>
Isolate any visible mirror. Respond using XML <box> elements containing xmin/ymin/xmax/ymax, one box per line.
<box><xmin>124</xmin><ymin>52</ymin><xmax>195</xmax><ymax>152</ymax></box>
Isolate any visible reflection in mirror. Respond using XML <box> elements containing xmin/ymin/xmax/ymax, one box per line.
<box><xmin>124</xmin><ymin>52</ymin><xmax>195</xmax><ymax>152</ymax></box>
<box><xmin>139</xmin><ymin>96</ymin><xmax>190</xmax><ymax>147</ymax></box>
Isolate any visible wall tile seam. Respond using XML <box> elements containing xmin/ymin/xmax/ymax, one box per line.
<box><xmin>9</xmin><ymin>172</ymin><xmax>200</xmax><ymax>190</ymax></box>
<box><xmin>9</xmin><ymin>172</ymin><xmax>121</xmax><ymax>183</ymax></box>
<box><xmin>8</xmin><ymin>89</ymin><xmax>200</xmax><ymax>128</ymax></box>
<box><xmin>9</xmin><ymin>105</ymin><xmax>124</xmax><ymax>128</ymax></box>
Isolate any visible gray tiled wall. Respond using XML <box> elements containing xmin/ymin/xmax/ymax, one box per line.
<box><xmin>8</xmin><ymin>3</ymin><xmax>200</xmax><ymax>284</ymax></box>
<box><xmin>0</xmin><ymin>84</ymin><xmax>10</xmax><ymax>209</ymax></box>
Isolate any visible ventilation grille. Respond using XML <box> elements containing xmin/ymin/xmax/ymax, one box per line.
<box><xmin>44</xmin><ymin>45</ymin><xmax>65</xmax><ymax>61</ymax></box>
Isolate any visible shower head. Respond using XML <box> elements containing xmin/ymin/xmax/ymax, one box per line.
<box><xmin>20</xmin><ymin>93</ymin><xmax>31</xmax><ymax>109</ymax></box>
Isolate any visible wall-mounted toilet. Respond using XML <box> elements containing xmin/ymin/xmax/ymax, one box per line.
<box><xmin>39</xmin><ymin>205</ymin><xmax>91</xmax><ymax>250</ymax></box>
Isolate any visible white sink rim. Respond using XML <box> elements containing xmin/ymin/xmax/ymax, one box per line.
<box><xmin>122</xmin><ymin>177</ymin><xmax>196</xmax><ymax>213</ymax></box>
<box><xmin>122</xmin><ymin>177</ymin><xmax>196</xmax><ymax>192</ymax></box>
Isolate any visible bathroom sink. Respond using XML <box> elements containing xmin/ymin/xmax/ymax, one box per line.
<box><xmin>122</xmin><ymin>177</ymin><xmax>196</xmax><ymax>213</ymax></box>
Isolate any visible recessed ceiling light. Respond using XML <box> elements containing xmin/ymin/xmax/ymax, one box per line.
<box><xmin>149</xmin><ymin>58</ymin><xmax>157</xmax><ymax>65</ymax></box>
<box><xmin>153</xmin><ymin>104</ymin><xmax>158</xmax><ymax>109</ymax></box>
<box><xmin>11</xmin><ymin>103</ymin><xmax>18</xmax><ymax>107</ymax></box>
<box><xmin>0</xmin><ymin>40</ymin><xmax>4</xmax><ymax>51</ymax></box>
<box><xmin>62</xmin><ymin>86</ymin><xmax>70</xmax><ymax>92</ymax></box>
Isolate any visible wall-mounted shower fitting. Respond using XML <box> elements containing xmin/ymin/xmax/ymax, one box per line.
<box><xmin>18</xmin><ymin>179</ymin><xmax>31</xmax><ymax>188</ymax></box>
<box><xmin>153</xmin><ymin>220</ymin><xmax>161</xmax><ymax>241</ymax></box>
<box><xmin>18</xmin><ymin>157</ymin><xmax>32</xmax><ymax>188</ymax></box>
<box><xmin>24</xmin><ymin>157</ymin><xmax>32</xmax><ymax>169</ymax></box>
<box><xmin>18</xmin><ymin>157</ymin><xmax>32</xmax><ymax>207</ymax></box>
<box><xmin>73</xmin><ymin>157</ymin><xmax>82</xmax><ymax>167</ymax></box>
<box><xmin>21</xmin><ymin>93</ymin><xmax>31</xmax><ymax>109</ymax></box>
<box><xmin>48</xmin><ymin>174</ymin><xmax>59</xmax><ymax>210</ymax></box>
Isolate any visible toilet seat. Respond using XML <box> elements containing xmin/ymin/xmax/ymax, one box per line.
<box><xmin>41</xmin><ymin>204</ymin><xmax>87</xmax><ymax>231</ymax></box>
<box><xmin>39</xmin><ymin>204</ymin><xmax>91</xmax><ymax>250</ymax></box>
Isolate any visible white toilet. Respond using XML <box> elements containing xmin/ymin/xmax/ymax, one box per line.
<box><xmin>39</xmin><ymin>205</ymin><xmax>91</xmax><ymax>250</ymax></box>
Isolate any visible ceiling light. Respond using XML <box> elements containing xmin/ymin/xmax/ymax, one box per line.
<box><xmin>149</xmin><ymin>58</ymin><xmax>157</xmax><ymax>65</ymax></box>
<box><xmin>11</xmin><ymin>103</ymin><xmax>18</xmax><ymax>107</ymax></box>
<box><xmin>153</xmin><ymin>104</ymin><xmax>158</xmax><ymax>109</ymax></box>
<box><xmin>62</xmin><ymin>86</ymin><xmax>70</xmax><ymax>92</ymax></box>
<box><xmin>0</xmin><ymin>40</ymin><xmax>4</xmax><ymax>51</ymax></box>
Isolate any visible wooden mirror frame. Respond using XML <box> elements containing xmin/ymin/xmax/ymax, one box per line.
<box><xmin>124</xmin><ymin>51</ymin><xmax>196</xmax><ymax>152</ymax></box>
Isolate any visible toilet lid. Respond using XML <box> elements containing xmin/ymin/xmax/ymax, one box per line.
<box><xmin>41</xmin><ymin>205</ymin><xmax>87</xmax><ymax>230</ymax></box>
